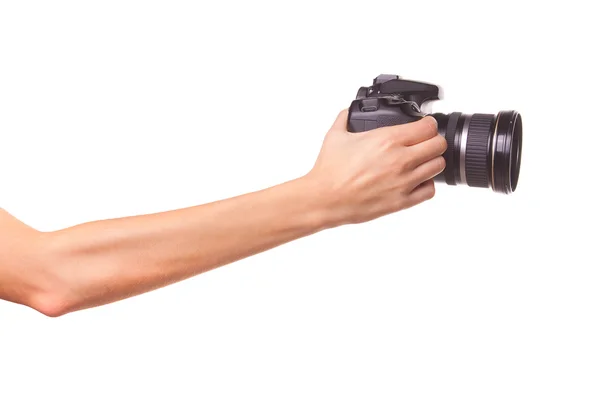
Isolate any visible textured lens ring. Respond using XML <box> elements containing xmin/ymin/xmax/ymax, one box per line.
<box><xmin>443</xmin><ymin>112</ymin><xmax>461</xmax><ymax>186</ymax></box>
<box><xmin>465</xmin><ymin>114</ymin><xmax>494</xmax><ymax>188</ymax></box>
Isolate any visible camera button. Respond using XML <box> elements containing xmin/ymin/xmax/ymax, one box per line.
<box><xmin>360</xmin><ymin>99</ymin><xmax>379</xmax><ymax>112</ymax></box>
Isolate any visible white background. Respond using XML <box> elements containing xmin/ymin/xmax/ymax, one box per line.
<box><xmin>1</xmin><ymin>1</ymin><xmax>599</xmax><ymax>399</ymax></box>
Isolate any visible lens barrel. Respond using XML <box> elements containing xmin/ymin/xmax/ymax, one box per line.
<box><xmin>432</xmin><ymin>111</ymin><xmax>522</xmax><ymax>194</ymax></box>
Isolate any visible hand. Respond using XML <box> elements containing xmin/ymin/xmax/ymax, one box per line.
<box><xmin>306</xmin><ymin>109</ymin><xmax>447</xmax><ymax>226</ymax></box>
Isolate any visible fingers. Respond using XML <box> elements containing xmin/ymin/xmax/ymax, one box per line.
<box><xmin>404</xmin><ymin>179</ymin><xmax>436</xmax><ymax>208</ymax></box>
<box><xmin>407</xmin><ymin>134</ymin><xmax>447</xmax><ymax>167</ymax></box>
<box><xmin>408</xmin><ymin>156</ymin><xmax>446</xmax><ymax>188</ymax></box>
<box><xmin>378</xmin><ymin>116</ymin><xmax>439</xmax><ymax>146</ymax></box>
<box><xmin>330</xmin><ymin>109</ymin><xmax>349</xmax><ymax>131</ymax></box>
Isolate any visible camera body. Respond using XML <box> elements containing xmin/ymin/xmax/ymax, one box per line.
<box><xmin>347</xmin><ymin>74</ymin><xmax>439</xmax><ymax>133</ymax></box>
<box><xmin>346</xmin><ymin>74</ymin><xmax>523</xmax><ymax>194</ymax></box>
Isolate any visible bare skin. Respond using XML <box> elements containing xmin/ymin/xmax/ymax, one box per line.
<box><xmin>0</xmin><ymin>110</ymin><xmax>446</xmax><ymax>317</ymax></box>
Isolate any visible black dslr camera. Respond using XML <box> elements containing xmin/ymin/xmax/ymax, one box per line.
<box><xmin>347</xmin><ymin>74</ymin><xmax>522</xmax><ymax>194</ymax></box>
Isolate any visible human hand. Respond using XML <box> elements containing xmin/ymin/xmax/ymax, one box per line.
<box><xmin>306</xmin><ymin>109</ymin><xmax>447</xmax><ymax>227</ymax></box>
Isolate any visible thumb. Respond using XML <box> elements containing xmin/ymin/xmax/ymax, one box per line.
<box><xmin>329</xmin><ymin>108</ymin><xmax>349</xmax><ymax>132</ymax></box>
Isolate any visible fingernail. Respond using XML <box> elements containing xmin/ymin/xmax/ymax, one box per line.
<box><xmin>423</xmin><ymin>115</ymin><xmax>437</xmax><ymax>128</ymax></box>
<box><xmin>422</xmin><ymin>115</ymin><xmax>438</xmax><ymax>130</ymax></box>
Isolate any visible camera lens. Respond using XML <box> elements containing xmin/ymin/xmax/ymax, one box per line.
<box><xmin>432</xmin><ymin>110</ymin><xmax>522</xmax><ymax>194</ymax></box>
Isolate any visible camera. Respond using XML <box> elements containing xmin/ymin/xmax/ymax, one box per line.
<box><xmin>347</xmin><ymin>74</ymin><xmax>522</xmax><ymax>194</ymax></box>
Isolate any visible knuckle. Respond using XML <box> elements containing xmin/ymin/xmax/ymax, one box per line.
<box><xmin>378</xmin><ymin>134</ymin><xmax>397</xmax><ymax>151</ymax></box>
<box><xmin>395</xmin><ymin>154</ymin><xmax>411</xmax><ymax>171</ymax></box>
<box><xmin>424</xmin><ymin>182</ymin><xmax>436</xmax><ymax>200</ymax></box>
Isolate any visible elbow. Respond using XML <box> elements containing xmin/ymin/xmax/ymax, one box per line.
<box><xmin>23</xmin><ymin>234</ymin><xmax>79</xmax><ymax>318</ymax></box>
<box><xmin>2</xmin><ymin>227</ymin><xmax>80</xmax><ymax>317</ymax></box>
<box><xmin>29</xmin><ymin>291</ymin><xmax>72</xmax><ymax>318</ymax></box>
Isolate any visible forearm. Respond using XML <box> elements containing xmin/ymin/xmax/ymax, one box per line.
<box><xmin>2</xmin><ymin>112</ymin><xmax>443</xmax><ymax>317</ymax></box>
<box><xmin>33</xmin><ymin>176</ymin><xmax>333</xmax><ymax>315</ymax></box>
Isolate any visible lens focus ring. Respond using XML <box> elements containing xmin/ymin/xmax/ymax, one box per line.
<box><xmin>465</xmin><ymin>114</ymin><xmax>494</xmax><ymax>188</ymax></box>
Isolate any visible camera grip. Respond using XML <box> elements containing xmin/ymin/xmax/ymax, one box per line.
<box><xmin>346</xmin><ymin>98</ymin><xmax>422</xmax><ymax>133</ymax></box>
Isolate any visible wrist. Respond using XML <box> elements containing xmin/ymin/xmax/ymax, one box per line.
<box><xmin>292</xmin><ymin>173</ymin><xmax>344</xmax><ymax>231</ymax></box>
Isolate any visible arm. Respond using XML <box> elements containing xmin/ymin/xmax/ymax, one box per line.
<box><xmin>0</xmin><ymin>111</ymin><xmax>446</xmax><ymax>317</ymax></box>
